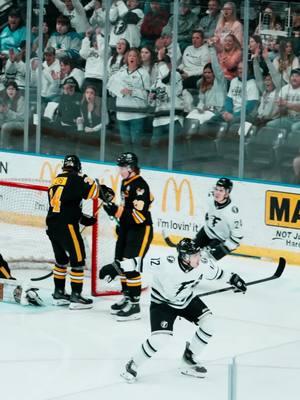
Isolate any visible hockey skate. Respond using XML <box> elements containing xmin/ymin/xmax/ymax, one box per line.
<box><xmin>120</xmin><ymin>359</ymin><xmax>138</xmax><ymax>383</ymax></box>
<box><xmin>52</xmin><ymin>289</ymin><xmax>71</xmax><ymax>306</ymax></box>
<box><xmin>180</xmin><ymin>342</ymin><xmax>207</xmax><ymax>378</ymax></box>
<box><xmin>116</xmin><ymin>302</ymin><xmax>141</xmax><ymax>321</ymax></box>
<box><xmin>69</xmin><ymin>292</ymin><xmax>93</xmax><ymax>310</ymax></box>
<box><xmin>110</xmin><ymin>296</ymin><xmax>129</xmax><ymax>315</ymax></box>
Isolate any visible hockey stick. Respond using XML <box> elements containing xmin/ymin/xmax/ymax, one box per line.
<box><xmin>198</xmin><ymin>257</ymin><xmax>286</xmax><ymax>298</ymax></box>
<box><xmin>30</xmin><ymin>201</ymin><xmax>104</xmax><ymax>282</ymax></box>
<box><xmin>162</xmin><ymin>230</ymin><xmax>177</xmax><ymax>247</ymax></box>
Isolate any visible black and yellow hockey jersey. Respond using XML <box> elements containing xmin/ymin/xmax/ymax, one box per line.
<box><xmin>46</xmin><ymin>171</ymin><xmax>98</xmax><ymax>225</ymax></box>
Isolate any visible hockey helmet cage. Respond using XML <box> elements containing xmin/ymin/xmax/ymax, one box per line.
<box><xmin>63</xmin><ymin>155</ymin><xmax>81</xmax><ymax>172</ymax></box>
<box><xmin>116</xmin><ymin>152</ymin><xmax>138</xmax><ymax>168</ymax></box>
<box><xmin>216</xmin><ymin>177</ymin><xmax>233</xmax><ymax>193</ymax></box>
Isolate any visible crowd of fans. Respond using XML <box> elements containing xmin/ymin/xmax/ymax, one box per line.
<box><xmin>0</xmin><ymin>0</ymin><xmax>299</xmax><ymax>182</ymax></box>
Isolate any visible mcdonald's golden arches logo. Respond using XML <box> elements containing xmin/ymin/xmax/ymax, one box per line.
<box><xmin>162</xmin><ymin>177</ymin><xmax>194</xmax><ymax>215</ymax></box>
<box><xmin>39</xmin><ymin>162</ymin><xmax>61</xmax><ymax>182</ymax></box>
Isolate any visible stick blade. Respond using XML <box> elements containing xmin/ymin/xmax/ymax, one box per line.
<box><xmin>275</xmin><ymin>257</ymin><xmax>286</xmax><ymax>278</ymax></box>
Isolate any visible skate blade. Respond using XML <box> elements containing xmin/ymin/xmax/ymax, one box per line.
<box><xmin>180</xmin><ymin>368</ymin><xmax>206</xmax><ymax>378</ymax></box>
<box><xmin>52</xmin><ymin>298</ymin><xmax>70</xmax><ymax>306</ymax></box>
<box><xmin>69</xmin><ymin>303</ymin><xmax>93</xmax><ymax>310</ymax></box>
<box><xmin>120</xmin><ymin>371</ymin><xmax>136</xmax><ymax>383</ymax></box>
<box><xmin>116</xmin><ymin>313</ymin><xmax>141</xmax><ymax>322</ymax></box>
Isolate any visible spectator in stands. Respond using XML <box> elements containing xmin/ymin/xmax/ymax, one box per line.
<box><xmin>79</xmin><ymin>28</ymin><xmax>105</xmax><ymax>95</ymax></box>
<box><xmin>31</xmin><ymin>22</ymin><xmax>51</xmax><ymax>57</ymax></box>
<box><xmin>198</xmin><ymin>0</ymin><xmax>221</xmax><ymax>40</ymax></box>
<box><xmin>56</xmin><ymin>76</ymin><xmax>81</xmax><ymax>131</ymax></box>
<box><xmin>76</xmin><ymin>85</ymin><xmax>102</xmax><ymax>133</ymax></box>
<box><xmin>109</xmin><ymin>0</ymin><xmax>144</xmax><ymax>48</ymax></box>
<box><xmin>255</xmin><ymin>4</ymin><xmax>279</xmax><ymax>34</ymax></box>
<box><xmin>214</xmin><ymin>33</ymin><xmax>242</xmax><ymax>82</ymax></box>
<box><xmin>208</xmin><ymin>61</ymin><xmax>259</xmax><ymax>129</ymax></box>
<box><xmin>273</xmin><ymin>39</ymin><xmax>299</xmax><ymax>84</ymax></box>
<box><xmin>46</xmin><ymin>15</ymin><xmax>82</xmax><ymax>60</ymax></box>
<box><xmin>266</xmin><ymin>68</ymin><xmax>300</xmax><ymax>133</ymax></box>
<box><xmin>161</xmin><ymin>0</ymin><xmax>199</xmax><ymax>52</ymax></box>
<box><xmin>56</xmin><ymin>56</ymin><xmax>85</xmax><ymax>90</ymax></box>
<box><xmin>107</xmin><ymin>38</ymin><xmax>130</xmax><ymax>78</ymax></box>
<box><xmin>248</xmin><ymin>35</ymin><xmax>268</xmax><ymax>75</ymax></box>
<box><xmin>140</xmin><ymin>1</ymin><xmax>169</xmax><ymax>47</ymax></box>
<box><xmin>30</xmin><ymin>47</ymin><xmax>61</xmax><ymax>106</ymax></box>
<box><xmin>155</xmin><ymin>32</ymin><xmax>182</xmax><ymax>66</ymax></box>
<box><xmin>0</xmin><ymin>80</ymin><xmax>25</xmax><ymax>134</ymax></box>
<box><xmin>149</xmin><ymin>55</ymin><xmax>183</xmax><ymax>146</ymax></box>
<box><xmin>140</xmin><ymin>46</ymin><xmax>157</xmax><ymax>84</ymax></box>
<box><xmin>89</xmin><ymin>0</ymin><xmax>106</xmax><ymax>29</ymax></box>
<box><xmin>185</xmin><ymin>45</ymin><xmax>227</xmax><ymax>131</ymax></box>
<box><xmin>50</xmin><ymin>0</ymin><xmax>90</xmax><ymax>35</ymax></box>
<box><xmin>4</xmin><ymin>47</ymin><xmax>26</xmax><ymax>90</ymax></box>
<box><xmin>214</xmin><ymin>2</ymin><xmax>243</xmax><ymax>46</ymax></box>
<box><xmin>177</xmin><ymin>30</ymin><xmax>210</xmax><ymax>89</ymax></box>
<box><xmin>107</xmin><ymin>48</ymin><xmax>150</xmax><ymax>147</ymax></box>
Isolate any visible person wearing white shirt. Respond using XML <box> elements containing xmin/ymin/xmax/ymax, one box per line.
<box><xmin>50</xmin><ymin>0</ymin><xmax>90</xmax><ymax>35</ymax></box>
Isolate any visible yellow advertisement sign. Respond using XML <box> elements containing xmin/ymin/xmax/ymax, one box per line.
<box><xmin>39</xmin><ymin>162</ymin><xmax>61</xmax><ymax>182</ymax></box>
<box><xmin>265</xmin><ymin>190</ymin><xmax>300</xmax><ymax>228</ymax></box>
<box><xmin>162</xmin><ymin>177</ymin><xmax>194</xmax><ymax>215</ymax></box>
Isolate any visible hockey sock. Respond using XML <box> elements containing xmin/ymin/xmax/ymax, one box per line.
<box><xmin>125</xmin><ymin>271</ymin><xmax>141</xmax><ymax>304</ymax></box>
<box><xmin>133</xmin><ymin>331</ymin><xmax>173</xmax><ymax>367</ymax></box>
<box><xmin>120</xmin><ymin>273</ymin><xmax>128</xmax><ymax>294</ymax></box>
<box><xmin>189</xmin><ymin>313</ymin><xmax>214</xmax><ymax>356</ymax></box>
<box><xmin>53</xmin><ymin>264</ymin><xmax>67</xmax><ymax>291</ymax></box>
<box><xmin>70</xmin><ymin>267</ymin><xmax>84</xmax><ymax>294</ymax></box>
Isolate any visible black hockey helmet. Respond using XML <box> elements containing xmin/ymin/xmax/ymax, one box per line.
<box><xmin>116</xmin><ymin>152</ymin><xmax>139</xmax><ymax>168</ymax></box>
<box><xmin>216</xmin><ymin>177</ymin><xmax>233</xmax><ymax>193</ymax></box>
<box><xmin>177</xmin><ymin>238</ymin><xmax>200</xmax><ymax>259</ymax></box>
<box><xmin>62</xmin><ymin>155</ymin><xmax>81</xmax><ymax>172</ymax></box>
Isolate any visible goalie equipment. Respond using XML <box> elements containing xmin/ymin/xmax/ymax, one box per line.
<box><xmin>99</xmin><ymin>184</ymin><xmax>115</xmax><ymax>203</ymax></box>
<box><xmin>62</xmin><ymin>154</ymin><xmax>82</xmax><ymax>172</ymax></box>
<box><xmin>116</xmin><ymin>152</ymin><xmax>139</xmax><ymax>168</ymax></box>
<box><xmin>228</xmin><ymin>273</ymin><xmax>247</xmax><ymax>293</ymax></box>
<box><xmin>216</xmin><ymin>177</ymin><xmax>233</xmax><ymax>193</ymax></box>
<box><xmin>26</xmin><ymin>288</ymin><xmax>44</xmax><ymax>306</ymax></box>
<box><xmin>181</xmin><ymin>342</ymin><xmax>207</xmax><ymax>378</ymax></box>
<box><xmin>79</xmin><ymin>213</ymin><xmax>97</xmax><ymax>226</ymax></box>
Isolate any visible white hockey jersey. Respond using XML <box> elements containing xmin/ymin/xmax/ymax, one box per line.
<box><xmin>150</xmin><ymin>251</ymin><xmax>227</xmax><ymax>309</ymax></box>
<box><xmin>204</xmin><ymin>193</ymin><xmax>243</xmax><ymax>251</ymax></box>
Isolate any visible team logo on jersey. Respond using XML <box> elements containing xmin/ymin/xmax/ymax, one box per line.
<box><xmin>160</xmin><ymin>320</ymin><xmax>168</xmax><ymax>329</ymax></box>
<box><xmin>136</xmin><ymin>188</ymin><xmax>145</xmax><ymax>196</ymax></box>
<box><xmin>232</xmin><ymin>206</ymin><xmax>239</xmax><ymax>213</ymax></box>
<box><xmin>167</xmin><ymin>256</ymin><xmax>175</xmax><ymax>263</ymax></box>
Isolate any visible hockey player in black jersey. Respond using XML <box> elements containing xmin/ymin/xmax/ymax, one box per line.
<box><xmin>120</xmin><ymin>238</ymin><xmax>246</xmax><ymax>382</ymax></box>
<box><xmin>194</xmin><ymin>177</ymin><xmax>243</xmax><ymax>261</ymax></box>
<box><xmin>99</xmin><ymin>152</ymin><xmax>154</xmax><ymax>321</ymax></box>
<box><xmin>46</xmin><ymin>155</ymin><xmax>99</xmax><ymax>310</ymax></box>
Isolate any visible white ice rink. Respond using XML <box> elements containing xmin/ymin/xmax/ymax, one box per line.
<box><xmin>1</xmin><ymin>247</ymin><xmax>300</xmax><ymax>400</ymax></box>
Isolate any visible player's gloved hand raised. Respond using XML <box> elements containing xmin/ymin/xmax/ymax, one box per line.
<box><xmin>80</xmin><ymin>214</ymin><xmax>97</xmax><ymax>226</ymax></box>
<box><xmin>229</xmin><ymin>273</ymin><xmax>247</xmax><ymax>293</ymax></box>
<box><xmin>103</xmin><ymin>202</ymin><xmax>118</xmax><ymax>217</ymax></box>
<box><xmin>99</xmin><ymin>261</ymin><xmax>124</xmax><ymax>282</ymax></box>
<box><xmin>99</xmin><ymin>184</ymin><xmax>115</xmax><ymax>203</ymax></box>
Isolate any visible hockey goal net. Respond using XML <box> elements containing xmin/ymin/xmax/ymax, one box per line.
<box><xmin>0</xmin><ymin>179</ymin><xmax>119</xmax><ymax>296</ymax></box>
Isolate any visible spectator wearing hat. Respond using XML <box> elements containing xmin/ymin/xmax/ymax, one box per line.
<box><xmin>161</xmin><ymin>0</ymin><xmax>199</xmax><ymax>52</ymax></box>
<box><xmin>55</xmin><ymin>76</ymin><xmax>81</xmax><ymax>131</ymax></box>
<box><xmin>30</xmin><ymin>47</ymin><xmax>61</xmax><ymax>106</ymax></box>
<box><xmin>76</xmin><ymin>85</ymin><xmax>102</xmax><ymax>133</ymax></box>
<box><xmin>109</xmin><ymin>0</ymin><xmax>144</xmax><ymax>49</ymax></box>
<box><xmin>79</xmin><ymin>28</ymin><xmax>105</xmax><ymax>96</ymax></box>
<box><xmin>46</xmin><ymin>15</ymin><xmax>82</xmax><ymax>60</ymax></box>
<box><xmin>50</xmin><ymin>0</ymin><xmax>90</xmax><ymax>35</ymax></box>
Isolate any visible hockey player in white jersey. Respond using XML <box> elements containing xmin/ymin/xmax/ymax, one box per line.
<box><xmin>0</xmin><ymin>254</ymin><xmax>44</xmax><ymax>306</ymax></box>
<box><xmin>120</xmin><ymin>238</ymin><xmax>246</xmax><ymax>382</ymax></box>
<box><xmin>194</xmin><ymin>177</ymin><xmax>243</xmax><ymax>261</ymax></box>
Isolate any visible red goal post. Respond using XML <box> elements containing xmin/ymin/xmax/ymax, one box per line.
<box><xmin>0</xmin><ymin>179</ymin><xmax>119</xmax><ymax>297</ymax></box>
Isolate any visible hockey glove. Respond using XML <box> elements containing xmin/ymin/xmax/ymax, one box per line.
<box><xmin>99</xmin><ymin>184</ymin><xmax>115</xmax><ymax>203</ymax></box>
<box><xmin>209</xmin><ymin>243</ymin><xmax>230</xmax><ymax>261</ymax></box>
<box><xmin>229</xmin><ymin>273</ymin><xmax>247</xmax><ymax>293</ymax></box>
<box><xmin>99</xmin><ymin>261</ymin><xmax>124</xmax><ymax>282</ymax></box>
<box><xmin>26</xmin><ymin>288</ymin><xmax>44</xmax><ymax>306</ymax></box>
<box><xmin>80</xmin><ymin>214</ymin><xmax>97</xmax><ymax>226</ymax></box>
<box><xmin>103</xmin><ymin>202</ymin><xmax>118</xmax><ymax>217</ymax></box>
